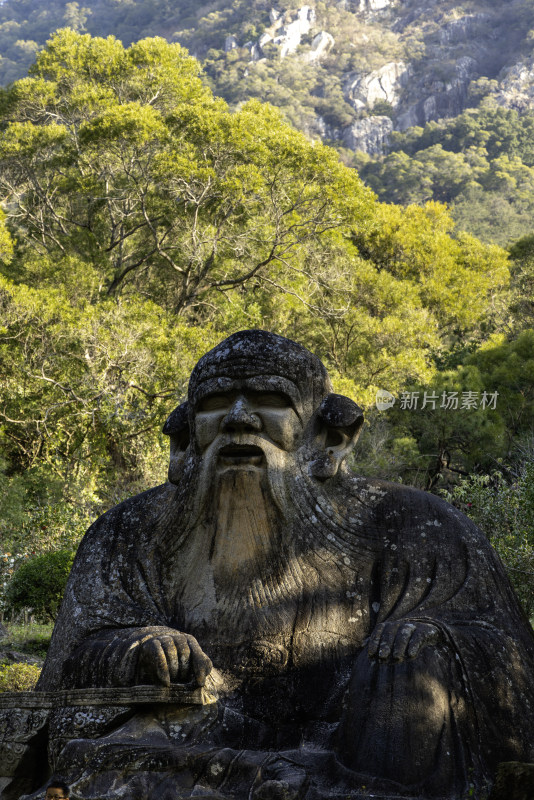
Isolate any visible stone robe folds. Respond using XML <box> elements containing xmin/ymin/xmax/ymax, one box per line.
<box><xmin>35</xmin><ymin>469</ymin><xmax>534</xmax><ymax>800</ymax></box>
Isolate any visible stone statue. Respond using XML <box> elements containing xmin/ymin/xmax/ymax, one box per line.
<box><xmin>8</xmin><ymin>330</ymin><xmax>534</xmax><ymax>799</ymax></box>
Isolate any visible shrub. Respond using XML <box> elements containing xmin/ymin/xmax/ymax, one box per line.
<box><xmin>444</xmin><ymin>460</ymin><xmax>534</xmax><ymax>617</ymax></box>
<box><xmin>0</xmin><ymin>662</ymin><xmax>41</xmax><ymax>692</ymax></box>
<box><xmin>4</xmin><ymin>549</ymin><xmax>76</xmax><ymax>622</ymax></box>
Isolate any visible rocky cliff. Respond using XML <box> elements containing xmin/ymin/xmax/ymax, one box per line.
<box><xmin>2</xmin><ymin>0</ymin><xmax>534</xmax><ymax>154</ymax></box>
<box><xmin>187</xmin><ymin>0</ymin><xmax>534</xmax><ymax>153</ymax></box>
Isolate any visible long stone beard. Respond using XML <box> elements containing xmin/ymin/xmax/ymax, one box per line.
<box><xmin>163</xmin><ymin>440</ymin><xmax>298</xmax><ymax>644</ymax></box>
<box><xmin>158</xmin><ymin>444</ymin><xmax>374</xmax><ymax>666</ymax></box>
<box><xmin>207</xmin><ymin>467</ymin><xmax>285</xmax><ymax>585</ymax></box>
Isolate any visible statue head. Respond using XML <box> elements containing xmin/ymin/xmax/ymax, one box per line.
<box><xmin>163</xmin><ymin>330</ymin><xmax>364</xmax><ymax>484</ymax></box>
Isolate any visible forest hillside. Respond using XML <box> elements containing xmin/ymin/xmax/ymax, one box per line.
<box><xmin>3</xmin><ymin>1</ymin><xmax>534</xmax><ymax>241</ymax></box>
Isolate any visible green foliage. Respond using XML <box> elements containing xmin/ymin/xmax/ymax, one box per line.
<box><xmin>509</xmin><ymin>234</ymin><xmax>534</xmax><ymax>331</ymax></box>
<box><xmin>4</xmin><ymin>549</ymin><xmax>76</xmax><ymax>621</ymax></box>
<box><xmin>0</xmin><ymin>662</ymin><xmax>41</xmax><ymax>692</ymax></box>
<box><xmin>361</xmin><ymin>103</ymin><xmax>534</xmax><ymax>246</ymax></box>
<box><xmin>0</xmin><ymin>623</ymin><xmax>53</xmax><ymax>657</ymax></box>
<box><xmin>358</xmin><ymin>329</ymin><xmax>534</xmax><ymax>491</ymax></box>
<box><xmin>444</xmin><ymin>460</ymin><xmax>534</xmax><ymax>616</ymax></box>
<box><xmin>0</xmin><ymin>30</ymin><xmax>372</xmax><ymax>311</ymax></box>
<box><xmin>0</xmin><ymin>210</ymin><xmax>13</xmax><ymax>266</ymax></box>
<box><xmin>350</xmin><ymin>201</ymin><xmax>509</xmax><ymax>334</ymax></box>
<box><xmin>0</xmin><ymin>31</ymin><xmax>509</xmax><ymax>507</ymax></box>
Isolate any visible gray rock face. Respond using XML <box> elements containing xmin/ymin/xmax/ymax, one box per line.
<box><xmin>305</xmin><ymin>30</ymin><xmax>335</xmax><ymax>62</ymax></box>
<box><xmin>345</xmin><ymin>61</ymin><xmax>410</xmax><ymax>110</ymax></box>
<box><xmin>272</xmin><ymin>5</ymin><xmax>316</xmax><ymax>58</ymax></box>
<box><xmin>210</xmin><ymin>1</ymin><xmax>528</xmax><ymax>152</ymax></box>
<box><xmin>342</xmin><ymin>115</ymin><xmax>393</xmax><ymax>154</ymax></box>
<box><xmin>496</xmin><ymin>58</ymin><xmax>534</xmax><ymax>111</ymax></box>
<box><xmin>4</xmin><ymin>330</ymin><xmax>534</xmax><ymax>800</ymax></box>
<box><xmin>438</xmin><ymin>12</ymin><xmax>494</xmax><ymax>45</ymax></box>
<box><xmin>356</xmin><ymin>0</ymin><xmax>393</xmax><ymax>12</ymax></box>
<box><xmin>224</xmin><ymin>34</ymin><xmax>238</xmax><ymax>52</ymax></box>
<box><xmin>396</xmin><ymin>75</ymin><xmax>471</xmax><ymax>130</ymax></box>
<box><xmin>222</xmin><ymin>6</ymin><xmax>324</xmax><ymax>63</ymax></box>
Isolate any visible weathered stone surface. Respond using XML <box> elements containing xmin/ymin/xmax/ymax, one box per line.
<box><xmin>356</xmin><ymin>0</ymin><xmax>392</xmax><ymax>12</ymax></box>
<box><xmin>0</xmin><ymin>700</ymin><xmax>49</xmax><ymax>799</ymax></box>
<box><xmin>345</xmin><ymin>61</ymin><xmax>410</xmax><ymax>110</ymax></box>
<box><xmin>272</xmin><ymin>6</ymin><xmax>315</xmax><ymax>58</ymax></box>
<box><xmin>305</xmin><ymin>31</ymin><xmax>335</xmax><ymax>62</ymax></box>
<box><xmin>224</xmin><ymin>34</ymin><xmax>238</xmax><ymax>52</ymax></box>
<box><xmin>5</xmin><ymin>330</ymin><xmax>534</xmax><ymax>799</ymax></box>
<box><xmin>0</xmin><ymin>686</ymin><xmax>216</xmax><ymax>798</ymax></box>
<box><xmin>228</xmin><ymin>6</ymin><xmax>322</xmax><ymax>64</ymax></box>
<box><xmin>488</xmin><ymin>761</ymin><xmax>534</xmax><ymax>800</ymax></box>
<box><xmin>342</xmin><ymin>115</ymin><xmax>393</xmax><ymax>154</ymax></box>
<box><xmin>438</xmin><ymin>13</ymin><xmax>494</xmax><ymax>45</ymax></box>
<box><xmin>396</xmin><ymin>77</ymin><xmax>470</xmax><ymax>131</ymax></box>
<box><xmin>496</xmin><ymin>58</ymin><xmax>534</xmax><ymax>111</ymax></box>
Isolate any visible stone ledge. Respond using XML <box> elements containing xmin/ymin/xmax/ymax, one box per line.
<box><xmin>0</xmin><ymin>683</ymin><xmax>216</xmax><ymax>709</ymax></box>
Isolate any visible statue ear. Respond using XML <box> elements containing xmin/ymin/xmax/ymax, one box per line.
<box><xmin>162</xmin><ymin>402</ymin><xmax>190</xmax><ymax>485</ymax></box>
<box><xmin>310</xmin><ymin>394</ymin><xmax>364</xmax><ymax>481</ymax></box>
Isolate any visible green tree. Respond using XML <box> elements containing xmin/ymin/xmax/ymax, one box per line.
<box><xmin>361</xmin><ymin>103</ymin><xmax>534</xmax><ymax>245</ymax></box>
<box><xmin>509</xmin><ymin>234</ymin><xmax>534</xmax><ymax>331</ymax></box>
<box><xmin>368</xmin><ymin>330</ymin><xmax>534</xmax><ymax>489</ymax></box>
<box><xmin>0</xmin><ymin>271</ymin><xmax>215</xmax><ymax>501</ymax></box>
<box><xmin>0</xmin><ymin>30</ymin><xmax>373</xmax><ymax>314</ymax></box>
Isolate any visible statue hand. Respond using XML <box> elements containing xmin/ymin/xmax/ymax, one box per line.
<box><xmin>367</xmin><ymin>620</ymin><xmax>441</xmax><ymax>663</ymax></box>
<box><xmin>136</xmin><ymin>631</ymin><xmax>213</xmax><ymax>687</ymax></box>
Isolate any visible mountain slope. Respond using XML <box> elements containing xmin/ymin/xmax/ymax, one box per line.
<box><xmin>2</xmin><ymin>0</ymin><xmax>534</xmax><ymax>242</ymax></box>
<box><xmin>2</xmin><ymin>0</ymin><xmax>534</xmax><ymax>147</ymax></box>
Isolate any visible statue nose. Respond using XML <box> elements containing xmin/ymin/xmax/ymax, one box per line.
<box><xmin>222</xmin><ymin>399</ymin><xmax>262</xmax><ymax>433</ymax></box>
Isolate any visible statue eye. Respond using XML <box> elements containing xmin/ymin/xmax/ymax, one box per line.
<box><xmin>255</xmin><ymin>392</ymin><xmax>291</xmax><ymax>408</ymax></box>
<box><xmin>198</xmin><ymin>394</ymin><xmax>230</xmax><ymax>412</ymax></box>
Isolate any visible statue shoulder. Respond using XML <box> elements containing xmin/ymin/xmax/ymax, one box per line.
<box><xmin>79</xmin><ymin>482</ymin><xmax>176</xmax><ymax>548</ymax></box>
<box><xmin>342</xmin><ymin>474</ymin><xmax>487</xmax><ymax>547</ymax></box>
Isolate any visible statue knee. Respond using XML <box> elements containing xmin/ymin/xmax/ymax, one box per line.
<box><xmin>335</xmin><ymin>643</ymin><xmax>474</xmax><ymax>795</ymax></box>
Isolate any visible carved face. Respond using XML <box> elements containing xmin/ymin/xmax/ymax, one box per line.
<box><xmin>194</xmin><ymin>377</ymin><xmax>305</xmax><ymax>469</ymax></box>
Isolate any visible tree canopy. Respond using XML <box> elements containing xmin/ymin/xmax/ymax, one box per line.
<box><xmin>359</xmin><ymin>103</ymin><xmax>534</xmax><ymax>246</ymax></box>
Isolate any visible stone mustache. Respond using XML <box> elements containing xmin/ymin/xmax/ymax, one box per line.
<box><xmin>31</xmin><ymin>331</ymin><xmax>534</xmax><ymax>798</ymax></box>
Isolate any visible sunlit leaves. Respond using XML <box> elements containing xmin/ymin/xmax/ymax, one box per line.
<box><xmin>0</xmin><ymin>31</ymin><xmax>375</xmax><ymax>312</ymax></box>
<box><xmin>0</xmin><ymin>211</ymin><xmax>13</xmax><ymax>266</ymax></box>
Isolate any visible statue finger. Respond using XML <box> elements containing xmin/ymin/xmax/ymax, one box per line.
<box><xmin>142</xmin><ymin>637</ymin><xmax>171</xmax><ymax>687</ymax></box>
<box><xmin>158</xmin><ymin>635</ymin><xmax>179</xmax><ymax>683</ymax></box>
<box><xmin>392</xmin><ymin>623</ymin><xmax>417</xmax><ymax>661</ymax></box>
<box><xmin>377</xmin><ymin>622</ymin><xmax>401</xmax><ymax>661</ymax></box>
<box><xmin>368</xmin><ymin>623</ymin><xmax>386</xmax><ymax>658</ymax></box>
<box><xmin>407</xmin><ymin>624</ymin><xmax>439</xmax><ymax>659</ymax></box>
<box><xmin>137</xmin><ymin>640</ymin><xmax>154</xmax><ymax>683</ymax></box>
<box><xmin>172</xmin><ymin>633</ymin><xmax>191</xmax><ymax>682</ymax></box>
<box><xmin>186</xmin><ymin>635</ymin><xmax>213</xmax><ymax>687</ymax></box>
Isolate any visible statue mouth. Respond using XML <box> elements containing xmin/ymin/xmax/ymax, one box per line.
<box><xmin>218</xmin><ymin>444</ymin><xmax>264</xmax><ymax>466</ymax></box>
